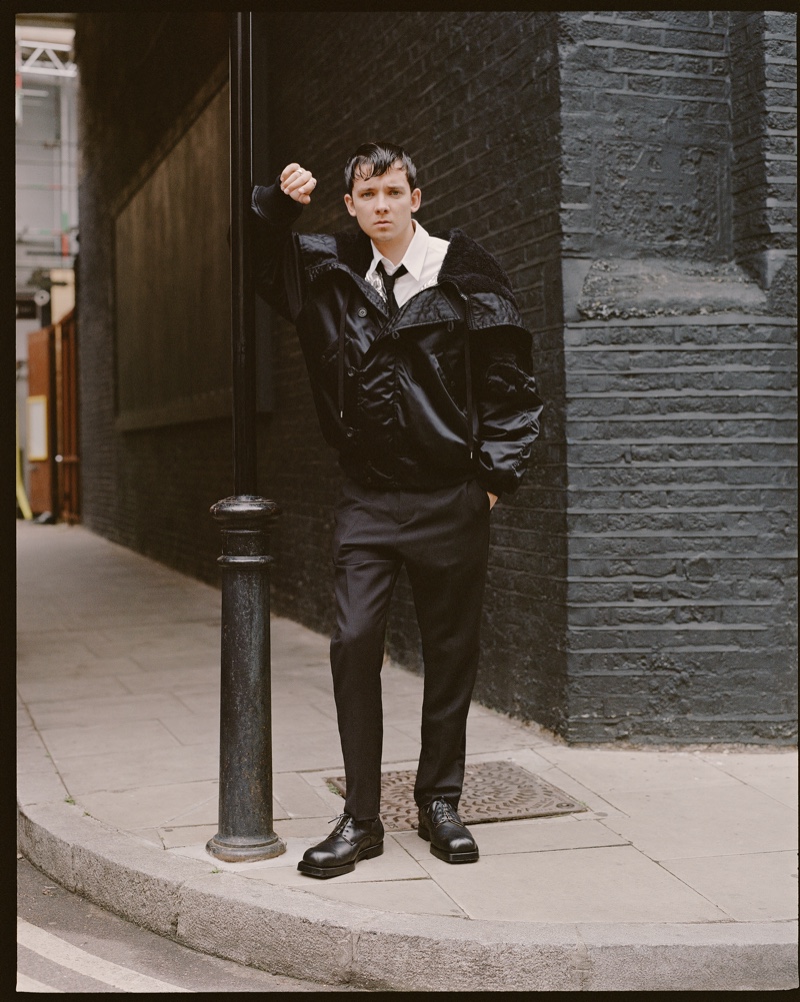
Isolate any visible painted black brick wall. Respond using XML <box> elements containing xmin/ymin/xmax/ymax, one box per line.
<box><xmin>730</xmin><ymin>12</ymin><xmax>769</xmax><ymax>271</ymax></box>
<box><xmin>556</xmin><ymin>13</ymin><xmax>796</xmax><ymax>744</ymax></box>
<box><xmin>559</xmin><ymin>10</ymin><xmax>733</xmax><ymax>260</ymax></box>
<box><xmin>564</xmin><ymin>316</ymin><xmax>797</xmax><ymax>743</ymax></box>
<box><xmin>75</xmin><ymin>11</ymin><xmax>570</xmax><ymax>734</ymax></box>
<box><xmin>256</xmin><ymin>11</ymin><xmax>569</xmax><ymax>730</ymax></box>
<box><xmin>730</xmin><ymin>9</ymin><xmax>798</xmax><ymax>309</ymax></box>
<box><xmin>762</xmin><ymin>10</ymin><xmax>798</xmax><ymax>317</ymax></box>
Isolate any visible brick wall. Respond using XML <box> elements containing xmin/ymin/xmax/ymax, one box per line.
<box><xmin>257</xmin><ymin>11</ymin><xmax>569</xmax><ymax>730</ymax></box>
<box><xmin>559</xmin><ymin>10</ymin><xmax>732</xmax><ymax>260</ymax></box>
<box><xmin>75</xmin><ymin>13</ymin><xmax>231</xmax><ymax>571</ymax></box>
<box><xmin>564</xmin><ymin>316</ymin><xmax>797</xmax><ymax>743</ymax></box>
<box><xmin>75</xmin><ymin>11</ymin><xmax>796</xmax><ymax>744</ymax></box>
<box><xmin>557</xmin><ymin>9</ymin><xmax>797</xmax><ymax>743</ymax></box>
<box><xmin>76</xmin><ymin>11</ymin><xmax>570</xmax><ymax>733</ymax></box>
<box><xmin>730</xmin><ymin>9</ymin><xmax>797</xmax><ymax>307</ymax></box>
<box><xmin>763</xmin><ymin>10</ymin><xmax>798</xmax><ymax>258</ymax></box>
<box><xmin>730</xmin><ymin>12</ymin><xmax>769</xmax><ymax>272</ymax></box>
<box><xmin>763</xmin><ymin>10</ymin><xmax>798</xmax><ymax>317</ymax></box>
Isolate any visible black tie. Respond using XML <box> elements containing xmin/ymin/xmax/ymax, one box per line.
<box><xmin>377</xmin><ymin>261</ymin><xmax>407</xmax><ymax>315</ymax></box>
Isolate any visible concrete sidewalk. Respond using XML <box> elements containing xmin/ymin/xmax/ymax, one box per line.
<box><xmin>16</xmin><ymin>522</ymin><xmax>798</xmax><ymax>991</ymax></box>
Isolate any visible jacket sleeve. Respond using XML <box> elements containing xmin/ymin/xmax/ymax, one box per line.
<box><xmin>472</xmin><ymin>325</ymin><xmax>543</xmax><ymax>497</ymax></box>
<box><xmin>251</xmin><ymin>180</ymin><xmax>306</xmax><ymax>323</ymax></box>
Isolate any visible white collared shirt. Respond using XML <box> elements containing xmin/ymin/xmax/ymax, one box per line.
<box><xmin>365</xmin><ymin>221</ymin><xmax>449</xmax><ymax>308</ymax></box>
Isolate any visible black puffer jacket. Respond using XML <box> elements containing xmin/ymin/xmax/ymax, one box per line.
<box><xmin>252</xmin><ymin>181</ymin><xmax>543</xmax><ymax>496</ymax></box>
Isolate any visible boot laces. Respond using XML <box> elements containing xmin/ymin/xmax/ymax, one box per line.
<box><xmin>442</xmin><ymin>802</ymin><xmax>458</xmax><ymax>823</ymax></box>
<box><xmin>432</xmin><ymin>798</ymin><xmax>460</xmax><ymax>824</ymax></box>
<box><xmin>328</xmin><ymin>813</ymin><xmax>351</xmax><ymax>834</ymax></box>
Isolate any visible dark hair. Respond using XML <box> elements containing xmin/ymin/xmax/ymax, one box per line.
<box><xmin>344</xmin><ymin>141</ymin><xmax>417</xmax><ymax>193</ymax></box>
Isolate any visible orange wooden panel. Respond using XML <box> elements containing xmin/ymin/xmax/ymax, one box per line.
<box><xmin>27</xmin><ymin>327</ymin><xmax>56</xmax><ymax>516</ymax></box>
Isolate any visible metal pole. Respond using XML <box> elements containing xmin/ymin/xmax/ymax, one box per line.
<box><xmin>229</xmin><ymin>9</ymin><xmax>256</xmax><ymax>495</ymax></box>
<box><xmin>206</xmin><ymin>11</ymin><xmax>285</xmax><ymax>864</ymax></box>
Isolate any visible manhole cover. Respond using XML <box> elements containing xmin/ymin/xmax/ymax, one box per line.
<box><xmin>326</xmin><ymin>760</ymin><xmax>587</xmax><ymax>832</ymax></box>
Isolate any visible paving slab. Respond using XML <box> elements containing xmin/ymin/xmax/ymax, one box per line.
<box><xmin>272</xmin><ymin>771</ymin><xmax>340</xmax><ymax>818</ymax></box>
<box><xmin>517</xmin><ymin>760</ymin><xmax>627</xmax><ymax>818</ymax></box>
<box><xmin>405</xmin><ymin>844</ymin><xmax>731</xmax><ymax>924</ymax></box>
<box><xmin>17</xmin><ymin>675</ymin><xmax>134</xmax><ymax>702</ymax></box>
<box><xmin>158</xmin><ymin>824</ymin><xmax>218</xmax><ymax>849</ymax></box>
<box><xmin>58</xmin><ymin>742</ymin><xmax>220</xmax><ymax>796</ymax></box>
<box><xmin>129</xmin><ymin>826</ymin><xmax>165</xmax><ymax>847</ymax></box>
<box><xmin>288</xmin><ymin>876</ymin><xmax>467</xmax><ymax>917</ymax></box>
<box><xmin>540</xmin><ymin>746</ymin><xmax>743</xmax><ymax>792</ymax></box>
<box><xmin>159</xmin><ymin>713</ymin><xmax>219</xmax><ymax>747</ymax></box>
<box><xmin>111</xmin><ymin>666</ymin><xmax>218</xmax><ymax>694</ymax></box>
<box><xmin>77</xmin><ymin>779</ymin><xmax>219</xmax><ymax>830</ymax></box>
<box><xmin>700</xmin><ymin>752</ymin><xmax>798</xmax><ymax>809</ymax></box>
<box><xmin>660</xmin><ymin>851</ymin><xmax>799</xmax><ymax>922</ymax></box>
<box><xmin>20</xmin><ymin>660</ymin><xmax>147</xmax><ymax>693</ymax></box>
<box><xmin>395</xmin><ymin>817</ymin><xmax>630</xmax><ymax>857</ymax></box>
<box><xmin>599</xmin><ymin>785</ymin><xmax>798</xmax><ymax>859</ymax></box>
<box><xmin>461</xmin><ymin>706</ymin><xmax>544</xmax><ymax>752</ymax></box>
<box><xmin>41</xmin><ymin>718</ymin><xmax>183</xmax><ymax>760</ymax></box>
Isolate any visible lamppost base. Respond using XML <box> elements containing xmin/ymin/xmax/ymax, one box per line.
<box><xmin>206</xmin><ymin>833</ymin><xmax>286</xmax><ymax>863</ymax></box>
<box><xmin>208</xmin><ymin>492</ymin><xmax>283</xmax><ymax>865</ymax></box>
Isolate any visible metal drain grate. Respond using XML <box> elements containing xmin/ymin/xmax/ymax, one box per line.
<box><xmin>326</xmin><ymin>760</ymin><xmax>587</xmax><ymax>832</ymax></box>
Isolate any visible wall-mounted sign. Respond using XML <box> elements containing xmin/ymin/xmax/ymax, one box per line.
<box><xmin>16</xmin><ymin>299</ymin><xmax>37</xmax><ymax>320</ymax></box>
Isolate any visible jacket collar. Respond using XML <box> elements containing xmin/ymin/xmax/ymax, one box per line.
<box><xmin>330</xmin><ymin>226</ymin><xmax>519</xmax><ymax>307</ymax></box>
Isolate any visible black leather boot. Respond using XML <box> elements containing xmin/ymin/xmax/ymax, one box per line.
<box><xmin>418</xmin><ymin>798</ymin><xmax>479</xmax><ymax>863</ymax></box>
<box><xmin>297</xmin><ymin>814</ymin><xmax>384</xmax><ymax>879</ymax></box>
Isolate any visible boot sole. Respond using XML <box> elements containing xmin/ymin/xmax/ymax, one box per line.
<box><xmin>418</xmin><ymin>827</ymin><xmax>479</xmax><ymax>864</ymax></box>
<box><xmin>297</xmin><ymin>841</ymin><xmax>383</xmax><ymax>879</ymax></box>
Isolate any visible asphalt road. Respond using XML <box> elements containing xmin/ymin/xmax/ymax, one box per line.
<box><xmin>17</xmin><ymin>856</ymin><xmax>365</xmax><ymax>992</ymax></box>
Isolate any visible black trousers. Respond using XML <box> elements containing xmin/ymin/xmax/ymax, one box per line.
<box><xmin>330</xmin><ymin>477</ymin><xmax>491</xmax><ymax>820</ymax></box>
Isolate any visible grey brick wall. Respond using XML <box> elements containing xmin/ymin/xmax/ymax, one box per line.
<box><xmin>555</xmin><ymin>10</ymin><xmax>797</xmax><ymax>744</ymax></box>
<box><xmin>730</xmin><ymin>12</ymin><xmax>769</xmax><ymax>271</ymax></box>
<box><xmin>763</xmin><ymin>10</ymin><xmax>798</xmax><ymax>317</ymax></box>
<box><xmin>559</xmin><ymin>10</ymin><xmax>733</xmax><ymax>260</ymax></box>
<box><xmin>564</xmin><ymin>315</ymin><xmax>797</xmax><ymax>743</ymax></box>
<box><xmin>730</xmin><ymin>9</ymin><xmax>797</xmax><ymax>306</ymax></box>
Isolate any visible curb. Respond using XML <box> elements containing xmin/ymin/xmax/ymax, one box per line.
<box><xmin>17</xmin><ymin>798</ymin><xmax>798</xmax><ymax>991</ymax></box>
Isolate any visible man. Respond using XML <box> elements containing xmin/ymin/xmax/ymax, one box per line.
<box><xmin>252</xmin><ymin>142</ymin><xmax>542</xmax><ymax>878</ymax></box>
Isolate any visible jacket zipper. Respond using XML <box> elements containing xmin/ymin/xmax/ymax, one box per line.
<box><xmin>458</xmin><ymin>291</ymin><xmax>476</xmax><ymax>462</ymax></box>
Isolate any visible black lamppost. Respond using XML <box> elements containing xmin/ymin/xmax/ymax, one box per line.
<box><xmin>206</xmin><ymin>11</ymin><xmax>285</xmax><ymax>863</ymax></box>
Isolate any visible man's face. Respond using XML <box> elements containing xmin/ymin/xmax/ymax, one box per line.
<box><xmin>344</xmin><ymin>164</ymin><xmax>421</xmax><ymax>246</ymax></box>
